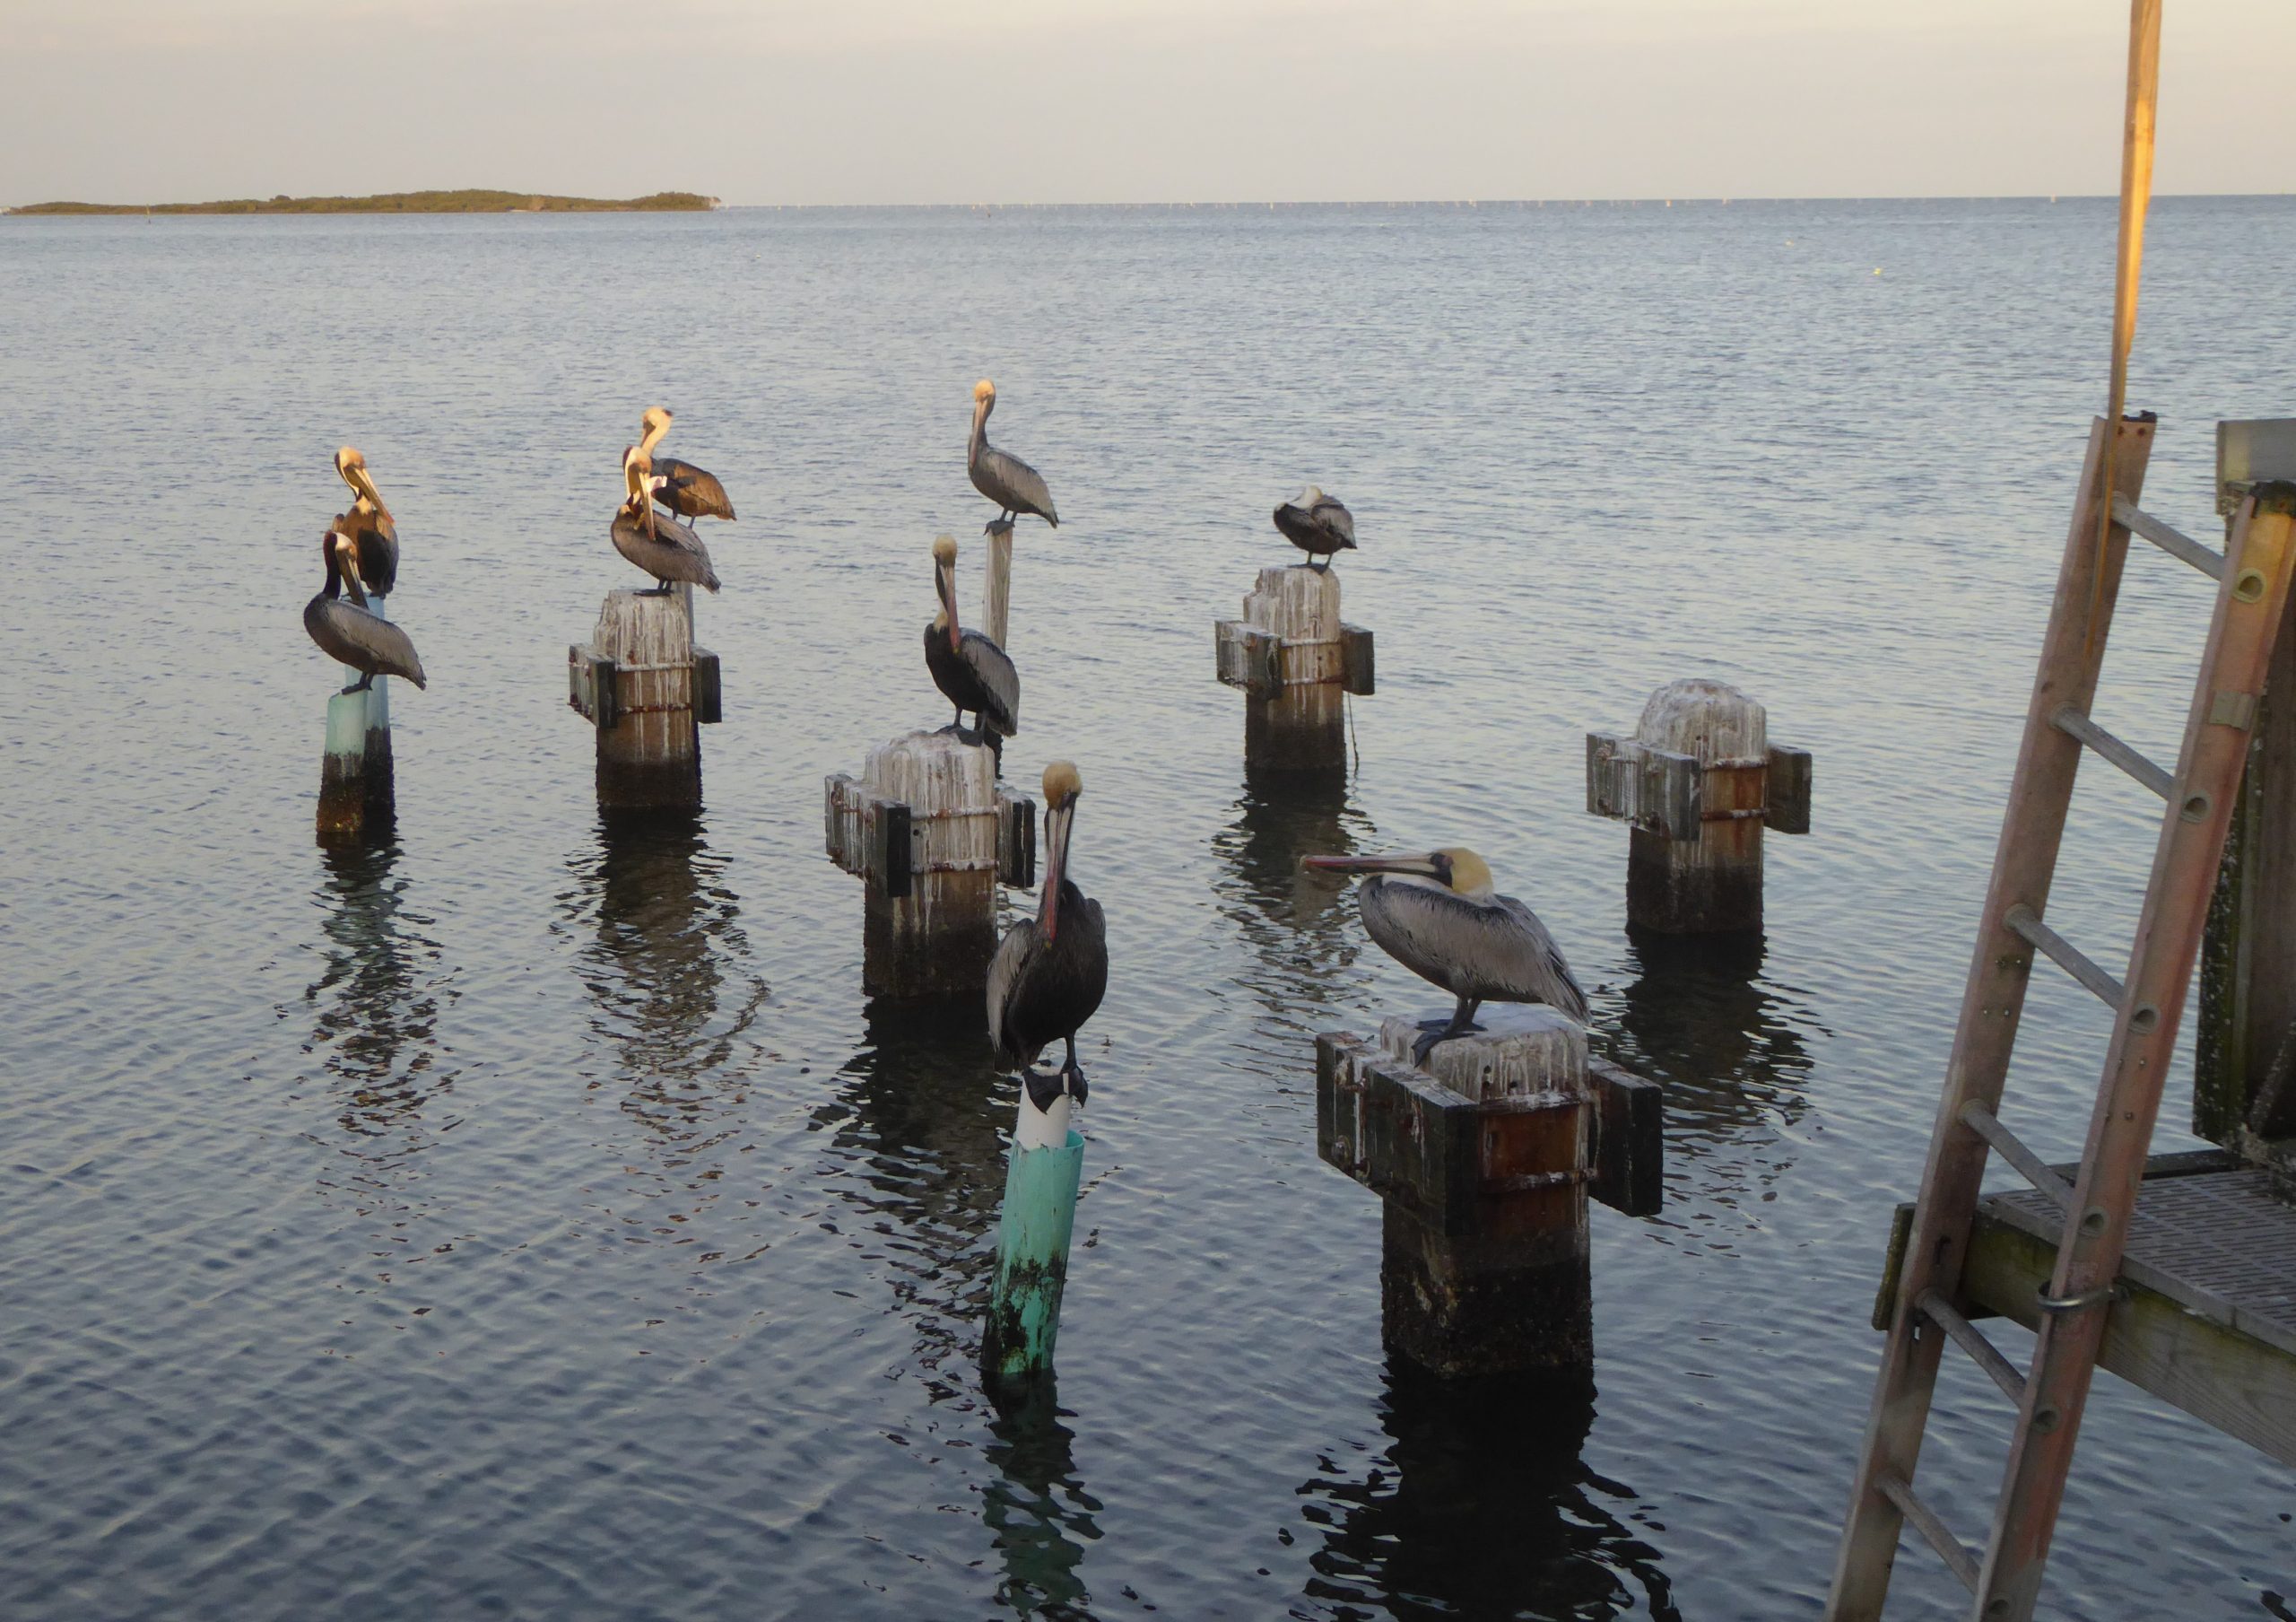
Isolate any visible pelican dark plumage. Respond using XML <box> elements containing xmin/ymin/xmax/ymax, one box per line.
<box><xmin>968</xmin><ymin>379</ymin><xmax>1058</xmax><ymax>532</ymax></box>
<box><xmin>987</xmin><ymin>762</ymin><xmax>1109</xmax><ymax>1111</ymax></box>
<box><xmin>334</xmin><ymin>446</ymin><xmax>399</xmax><ymax>597</ymax></box>
<box><xmin>613</xmin><ymin>446</ymin><xmax>720</xmax><ymax>594</ymax></box>
<box><xmin>923</xmin><ymin>535</ymin><xmax>1018</xmax><ymax>742</ymax></box>
<box><xmin>637</xmin><ymin>406</ymin><xmax>735</xmax><ymax>525</ymax></box>
<box><xmin>306</xmin><ymin>532</ymin><xmax>426</xmax><ymax>693</ymax></box>
<box><xmin>1304</xmin><ymin>847</ymin><xmax>1587</xmax><ymax>1063</ymax></box>
<box><xmin>1273</xmin><ymin>486</ymin><xmax>1354</xmax><ymax>571</ymax></box>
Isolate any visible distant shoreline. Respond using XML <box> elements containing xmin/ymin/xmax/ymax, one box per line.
<box><xmin>7</xmin><ymin>189</ymin><xmax>718</xmax><ymax>216</ymax></box>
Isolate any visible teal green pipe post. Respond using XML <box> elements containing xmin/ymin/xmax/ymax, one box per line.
<box><xmin>317</xmin><ymin>685</ymin><xmax>369</xmax><ymax>843</ymax></box>
<box><xmin>981</xmin><ymin>1129</ymin><xmax>1086</xmax><ymax>1384</ymax></box>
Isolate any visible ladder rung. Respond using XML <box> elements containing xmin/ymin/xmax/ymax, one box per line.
<box><xmin>2050</xmin><ymin>705</ymin><xmax>2173</xmax><ymax>799</ymax></box>
<box><xmin>2111</xmin><ymin>493</ymin><xmax>2224</xmax><ymax>580</ymax></box>
<box><xmin>1874</xmin><ymin>1471</ymin><xmax>1979</xmax><ymax>1592</ymax></box>
<box><xmin>1958</xmin><ymin>1101</ymin><xmax>2076</xmax><ymax>1210</ymax></box>
<box><xmin>2004</xmin><ymin>903</ymin><xmax>2126</xmax><ymax>1009</ymax></box>
<box><xmin>1914</xmin><ymin>1287</ymin><xmax>2030</xmax><ymax>1403</ymax></box>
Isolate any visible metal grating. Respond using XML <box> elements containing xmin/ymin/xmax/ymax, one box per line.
<box><xmin>1987</xmin><ymin>1168</ymin><xmax>2296</xmax><ymax>1356</ymax></box>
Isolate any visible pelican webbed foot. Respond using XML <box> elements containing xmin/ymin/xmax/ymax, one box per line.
<box><xmin>339</xmin><ymin>672</ymin><xmax>376</xmax><ymax>696</ymax></box>
<box><xmin>1022</xmin><ymin>1064</ymin><xmax>1066</xmax><ymax>1114</ymax></box>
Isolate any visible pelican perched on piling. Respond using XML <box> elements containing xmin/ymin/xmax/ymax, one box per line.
<box><xmin>988</xmin><ymin>761</ymin><xmax>1108</xmax><ymax>1112</ymax></box>
<box><xmin>636</xmin><ymin>406</ymin><xmax>736</xmax><ymax>526</ymax></box>
<box><xmin>306</xmin><ymin>532</ymin><xmax>426</xmax><ymax>693</ymax></box>
<box><xmin>1274</xmin><ymin>487</ymin><xmax>1355</xmax><ymax>571</ymax></box>
<box><xmin>924</xmin><ymin>535</ymin><xmax>1018</xmax><ymax>743</ymax></box>
<box><xmin>333</xmin><ymin>446</ymin><xmax>398</xmax><ymax>598</ymax></box>
<box><xmin>968</xmin><ymin>379</ymin><xmax>1058</xmax><ymax>532</ymax></box>
<box><xmin>613</xmin><ymin>446</ymin><xmax>721</xmax><ymax>594</ymax></box>
<box><xmin>1304</xmin><ymin>847</ymin><xmax>1587</xmax><ymax>1063</ymax></box>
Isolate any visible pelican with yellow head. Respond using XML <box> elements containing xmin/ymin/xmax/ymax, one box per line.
<box><xmin>923</xmin><ymin>533</ymin><xmax>1019</xmax><ymax>746</ymax></box>
<box><xmin>636</xmin><ymin>406</ymin><xmax>736</xmax><ymax>527</ymax></box>
<box><xmin>332</xmin><ymin>446</ymin><xmax>398</xmax><ymax>598</ymax></box>
<box><xmin>1304</xmin><ymin>846</ymin><xmax>1587</xmax><ymax>1063</ymax></box>
<box><xmin>305</xmin><ymin>530</ymin><xmax>426</xmax><ymax>693</ymax></box>
<box><xmin>613</xmin><ymin>443</ymin><xmax>721</xmax><ymax>594</ymax></box>
<box><xmin>987</xmin><ymin>760</ymin><xmax>1108</xmax><ymax>1113</ymax></box>
<box><xmin>967</xmin><ymin>378</ymin><xmax>1059</xmax><ymax>533</ymax></box>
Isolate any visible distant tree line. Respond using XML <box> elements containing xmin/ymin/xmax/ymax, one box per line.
<box><xmin>9</xmin><ymin>190</ymin><xmax>718</xmax><ymax>215</ymax></box>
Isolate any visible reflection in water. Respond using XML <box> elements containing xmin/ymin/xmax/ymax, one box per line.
<box><xmin>561</xmin><ymin>813</ymin><xmax>767</xmax><ymax>1151</ymax></box>
<box><xmin>1211</xmin><ymin>775</ymin><xmax>1382</xmax><ymax>1045</ymax></box>
<box><xmin>982</xmin><ymin>1381</ymin><xmax>1103</xmax><ymax>1619</ymax></box>
<box><xmin>1597</xmin><ymin>930</ymin><xmax>1821</xmax><ymax>1243</ymax></box>
<box><xmin>300</xmin><ymin>837</ymin><xmax>457</xmax><ymax>1171</ymax></box>
<box><xmin>821</xmin><ymin>995</ymin><xmax>1013</xmax><ymax>1394</ymax></box>
<box><xmin>1301</xmin><ymin>1361</ymin><xmax>1676</xmax><ymax>1620</ymax></box>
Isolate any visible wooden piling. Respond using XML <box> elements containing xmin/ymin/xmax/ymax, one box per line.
<box><xmin>824</xmin><ymin>729</ymin><xmax>1035</xmax><ymax>998</ymax></box>
<box><xmin>1317</xmin><ymin>1007</ymin><xmax>1663</xmax><ymax>1377</ymax></box>
<box><xmin>361</xmin><ymin>601</ymin><xmax>396</xmax><ymax>824</ymax></box>
<box><xmin>1215</xmin><ymin>564</ymin><xmax>1374</xmax><ymax>774</ymax></box>
<box><xmin>983</xmin><ymin>519</ymin><xmax>1014</xmax><ymax>649</ymax></box>
<box><xmin>570</xmin><ymin>589</ymin><xmax>721</xmax><ymax>814</ymax></box>
<box><xmin>1585</xmin><ymin>679</ymin><xmax>1811</xmax><ymax>935</ymax></box>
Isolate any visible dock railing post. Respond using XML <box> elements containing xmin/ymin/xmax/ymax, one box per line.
<box><xmin>1586</xmin><ymin>678</ymin><xmax>1811</xmax><ymax>934</ymax></box>
<box><xmin>1215</xmin><ymin>564</ymin><xmax>1373</xmax><ymax>775</ymax></box>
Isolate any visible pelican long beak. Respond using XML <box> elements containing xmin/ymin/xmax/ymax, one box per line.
<box><xmin>1039</xmin><ymin>803</ymin><xmax>1073</xmax><ymax>942</ymax></box>
<box><xmin>333</xmin><ymin>534</ymin><xmax>369</xmax><ymax>604</ymax></box>
<box><xmin>349</xmin><ymin>466</ymin><xmax>388</xmax><ymax>523</ymax></box>
<box><xmin>936</xmin><ymin>561</ymin><xmax>961</xmax><ymax>651</ymax></box>
<box><xmin>626</xmin><ymin>459</ymin><xmax>657</xmax><ymax>541</ymax></box>
<box><xmin>1303</xmin><ymin>851</ymin><xmax>1447</xmax><ymax>880</ymax></box>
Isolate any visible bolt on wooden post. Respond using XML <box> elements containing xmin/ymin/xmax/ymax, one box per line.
<box><xmin>1215</xmin><ymin>565</ymin><xmax>1373</xmax><ymax>773</ymax></box>
<box><xmin>1316</xmin><ymin>1007</ymin><xmax>1661</xmax><ymax>1376</ymax></box>
<box><xmin>569</xmin><ymin>589</ymin><xmax>722</xmax><ymax>814</ymax></box>
<box><xmin>1586</xmin><ymin>678</ymin><xmax>1812</xmax><ymax>934</ymax></box>
<box><xmin>824</xmin><ymin>730</ymin><xmax>1038</xmax><ymax>998</ymax></box>
<box><xmin>2197</xmin><ymin>422</ymin><xmax>2296</xmax><ymax>1162</ymax></box>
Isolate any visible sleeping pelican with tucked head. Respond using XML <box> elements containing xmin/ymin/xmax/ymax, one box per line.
<box><xmin>1304</xmin><ymin>846</ymin><xmax>1588</xmax><ymax>1063</ymax></box>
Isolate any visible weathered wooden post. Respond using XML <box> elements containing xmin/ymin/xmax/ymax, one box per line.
<box><xmin>568</xmin><ymin>589</ymin><xmax>722</xmax><ymax>814</ymax></box>
<box><xmin>981</xmin><ymin>1087</ymin><xmax>1087</xmax><ymax>1386</ymax></box>
<box><xmin>824</xmin><ymin>730</ymin><xmax>1037</xmax><ymax>998</ymax></box>
<box><xmin>1316</xmin><ymin>1007</ymin><xmax>1661</xmax><ymax>1376</ymax></box>
<box><xmin>1586</xmin><ymin>678</ymin><xmax>1811</xmax><ymax>934</ymax></box>
<box><xmin>2198</xmin><ymin>420</ymin><xmax>2296</xmax><ymax>1164</ymax></box>
<box><xmin>1215</xmin><ymin>565</ymin><xmax>1374</xmax><ymax>773</ymax></box>
<box><xmin>316</xmin><ymin>683</ymin><xmax>371</xmax><ymax>845</ymax></box>
<box><xmin>983</xmin><ymin>519</ymin><xmax>1014</xmax><ymax>649</ymax></box>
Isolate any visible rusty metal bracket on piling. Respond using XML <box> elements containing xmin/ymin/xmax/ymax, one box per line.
<box><xmin>569</xmin><ymin>645</ymin><xmax>722</xmax><ymax>728</ymax></box>
<box><xmin>1586</xmin><ymin>734</ymin><xmax>1812</xmax><ymax>841</ymax></box>
<box><xmin>823</xmin><ymin>773</ymin><xmax>1035</xmax><ymax>894</ymax></box>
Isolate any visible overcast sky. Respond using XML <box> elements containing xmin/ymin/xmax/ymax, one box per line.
<box><xmin>2</xmin><ymin>0</ymin><xmax>2289</xmax><ymax>205</ymax></box>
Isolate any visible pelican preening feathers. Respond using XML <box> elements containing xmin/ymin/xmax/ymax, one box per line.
<box><xmin>1305</xmin><ymin>847</ymin><xmax>1587</xmax><ymax>1063</ymax></box>
<box><xmin>924</xmin><ymin>534</ymin><xmax>1019</xmax><ymax>745</ymax></box>
<box><xmin>968</xmin><ymin>379</ymin><xmax>1059</xmax><ymax>533</ymax></box>
<box><xmin>637</xmin><ymin>406</ymin><xmax>737</xmax><ymax>527</ymax></box>
<box><xmin>987</xmin><ymin>761</ymin><xmax>1109</xmax><ymax>1112</ymax></box>
<box><xmin>333</xmin><ymin>446</ymin><xmax>399</xmax><ymax>598</ymax></box>
<box><xmin>306</xmin><ymin>532</ymin><xmax>426</xmax><ymax>693</ymax></box>
<box><xmin>1274</xmin><ymin>486</ymin><xmax>1355</xmax><ymax>571</ymax></box>
<box><xmin>614</xmin><ymin>445</ymin><xmax>722</xmax><ymax>594</ymax></box>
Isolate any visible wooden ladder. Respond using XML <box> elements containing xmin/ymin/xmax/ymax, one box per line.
<box><xmin>1825</xmin><ymin>416</ymin><xmax>2296</xmax><ymax>1621</ymax></box>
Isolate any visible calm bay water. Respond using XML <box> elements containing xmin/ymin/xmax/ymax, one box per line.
<box><xmin>4</xmin><ymin>197</ymin><xmax>2294</xmax><ymax>1620</ymax></box>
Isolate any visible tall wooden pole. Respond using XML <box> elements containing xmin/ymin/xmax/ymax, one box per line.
<box><xmin>2087</xmin><ymin>0</ymin><xmax>2162</xmax><ymax>654</ymax></box>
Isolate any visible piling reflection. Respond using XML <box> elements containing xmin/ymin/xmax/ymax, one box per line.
<box><xmin>820</xmin><ymin>995</ymin><xmax>1013</xmax><ymax>1394</ymax></box>
<box><xmin>1211</xmin><ymin>774</ymin><xmax>1382</xmax><ymax>1043</ymax></box>
<box><xmin>300</xmin><ymin>836</ymin><xmax>456</xmax><ymax>1164</ymax></box>
<box><xmin>981</xmin><ymin>1380</ymin><xmax>1103</xmax><ymax>1619</ymax></box>
<box><xmin>1300</xmin><ymin>1362</ymin><xmax>1676</xmax><ymax>1620</ymax></box>
<box><xmin>1598</xmin><ymin>930</ymin><xmax>1819</xmax><ymax>1237</ymax></box>
<box><xmin>561</xmin><ymin>813</ymin><xmax>766</xmax><ymax>1150</ymax></box>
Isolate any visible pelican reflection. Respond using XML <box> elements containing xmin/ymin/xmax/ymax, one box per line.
<box><xmin>1300</xmin><ymin>1362</ymin><xmax>1677</xmax><ymax>1619</ymax></box>
<box><xmin>299</xmin><ymin>837</ymin><xmax>457</xmax><ymax>1172</ymax></box>
<box><xmin>1212</xmin><ymin>775</ymin><xmax>1381</xmax><ymax>1043</ymax></box>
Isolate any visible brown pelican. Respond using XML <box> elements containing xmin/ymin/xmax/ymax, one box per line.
<box><xmin>1274</xmin><ymin>486</ymin><xmax>1354</xmax><ymax>571</ymax></box>
<box><xmin>924</xmin><ymin>535</ymin><xmax>1018</xmax><ymax>743</ymax></box>
<box><xmin>306</xmin><ymin>532</ymin><xmax>426</xmax><ymax>693</ymax></box>
<box><xmin>614</xmin><ymin>446</ymin><xmax>720</xmax><ymax>594</ymax></box>
<box><xmin>636</xmin><ymin>406</ymin><xmax>736</xmax><ymax>526</ymax></box>
<box><xmin>1303</xmin><ymin>848</ymin><xmax>1587</xmax><ymax>1063</ymax></box>
<box><xmin>968</xmin><ymin>379</ymin><xmax>1058</xmax><ymax>532</ymax></box>
<box><xmin>334</xmin><ymin>446</ymin><xmax>398</xmax><ymax>597</ymax></box>
<box><xmin>987</xmin><ymin>761</ymin><xmax>1108</xmax><ymax>1111</ymax></box>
